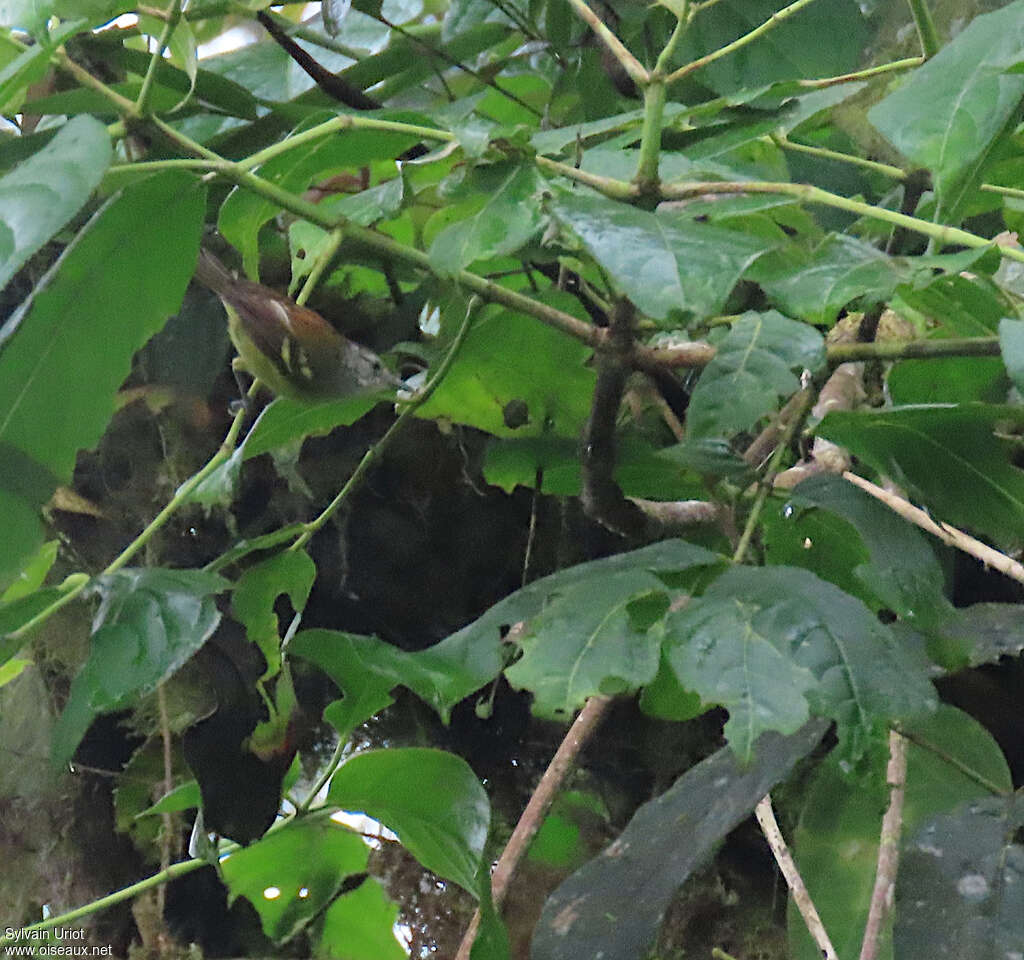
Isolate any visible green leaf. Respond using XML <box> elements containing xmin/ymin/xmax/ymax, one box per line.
<box><xmin>788</xmin><ymin>706</ymin><xmax>1013</xmax><ymax>960</ymax></box>
<box><xmin>751</xmin><ymin>235</ymin><xmax>987</xmax><ymax>327</ymax></box>
<box><xmin>221</xmin><ymin>818</ymin><xmax>369</xmax><ymax>942</ymax></box>
<box><xmin>817</xmin><ymin>404</ymin><xmax>1024</xmax><ymax>548</ymax></box>
<box><xmin>504</xmin><ymin>587</ymin><xmax>673</xmax><ymax>719</ymax></box>
<box><xmin>782</xmin><ymin>474</ymin><xmax>954</xmax><ymax>637</ymax></box>
<box><xmin>0</xmin><ymin>115</ymin><xmax>111</xmax><ymax>293</ymax></box>
<box><xmin>50</xmin><ymin>568</ymin><xmax>229</xmax><ymax>767</ymax></box>
<box><xmin>293</xmin><ymin>541</ymin><xmax>721</xmax><ymax>724</ymax></box>
<box><xmin>483</xmin><ymin>433</ymin><xmax>709</xmax><ymax>499</ymax></box>
<box><xmin>1</xmin><ymin>540</ymin><xmax>57</xmax><ymax>602</ymax></box>
<box><xmin>232</xmin><ymin>551</ymin><xmax>315</xmax><ymax>679</ymax></box>
<box><xmin>237</xmin><ymin>393</ymin><xmax>388</xmax><ymax>461</ymax></box>
<box><xmin>137</xmin><ymin>780</ymin><xmax>201</xmax><ymax>817</ymax></box>
<box><xmin>0</xmin><ymin>171</ymin><xmax>204</xmax><ymax>589</ymax></box>
<box><xmin>319</xmin><ymin>875</ymin><xmax>407</xmax><ymax>960</ymax></box>
<box><xmin>414</xmin><ymin>296</ymin><xmax>595</xmax><ymax>439</ymax></box>
<box><xmin>428</xmin><ymin>163</ymin><xmax>544</xmax><ymax>275</ymax></box>
<box><xmin>547</xmin><ymin>190</ymin><xmax>772</xmax><ymax>322</ymax></box>
<box><xmin>868</xmin><ymin>0</ymin><xmax>1024</xmax><ymax>224</ymax></box>
<box><xmin>687</xmin><ymin>310</ymin><xmax>825</xmax><ymax>438</ymax></box>
<box><xmin>531</xmin><ymin>721</ymin><xmax>828</xmax><ymax>960</ymax></box>
<box><xmin>895</xmin><ymin>795</ymin><xmax>1024</xmax><ymax>958</ymax></box>
<box><xmin>328</xmin><ymin>747</ymin><xmax>489</xmax><ymax>895</ymax></box>
<box><xmin>0</xmin><ymin>21</ymin><xmax>83</xmax><ymax>111</ymax></box>
<box><xmin>664</xmin><ymin>566</ymin><xmax>936</xmax><ymax>760</ymax></box>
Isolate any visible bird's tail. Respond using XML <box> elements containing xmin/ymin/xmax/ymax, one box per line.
<box><xmin>194</xmin><ymin>247</ymin><xmax>235</xmax><ymax>296</ymax></box>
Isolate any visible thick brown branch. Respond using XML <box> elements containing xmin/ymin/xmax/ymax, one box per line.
<box><xmin>581</xmin><ymin>302</ymin><xmax>649</xmax><ymax>539</ymax></box>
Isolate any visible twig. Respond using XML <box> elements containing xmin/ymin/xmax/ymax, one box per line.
<box><xmin>841</xmin><ymin>472</ymin><xmax>1024</xmax><ymax>587</ymax></box>
<box><xmin>733</xmin><ymin>387</ymin><xmax>815</xmax><ymax>564</ymax></box>
<box><xmin>859</xmin><ymin>730</ymin><xmax>907</xmax><ymax>960</ymax></box>
<box><xmin>454</xmin><ymin>695</ymin><xmax>614</xmax><ymax>960</ymax></box>
<box><xmin>666</xmin><ymin>0</ymin><xmax>822</xmax><ymax>85</ymax></box>
<box><xmin>755</xmin><ymin>794</ymin><xmax>838</xmax><ymax>960</ymax></box>
<box><xmin>565</xmin><ymin>0</ymin><xmax>648</xmax><ymax>85</ymax></box>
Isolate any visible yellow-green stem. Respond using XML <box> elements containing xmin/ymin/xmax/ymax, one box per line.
<box><xmin>635</xmin><ymin>81</ymin><xmax>667</xmax><ymax>190</ymax></box>
<box><xmin>732</xmin><ymin>387</ymin><xmax>814</xmax><ymax>565</ymax></box>
<box><xmin>565</xmin><ymin>0</ymin><xmax>648</xmax><ymax>84</ymax></box>
<box><xmin>290</xmin><ymin>297</ymin><xmax>479</xmax><ymax>557</ymax></box>
<box><xmin>296</xmin><ymin>228</ymin><xmax>345</xmax><ymax>306</ymax></box>
<box><xmin>136</xmin><ymin>0</ymin><xmax>184</xmax><ymax>115</ymax></box>
<box><xmin>769</xmin><ymin>134</ymin><xmax>907</xmax><ymax>180</ymax></box>
<box><xmin>799</xmin><ymin>56</ymin><xmax>923</xmax><ymax>88</ymax></box>
<box><xmin>667</xmin><ymin>0</ymin><xmax>823</xmax><ymax>86</ymax></box>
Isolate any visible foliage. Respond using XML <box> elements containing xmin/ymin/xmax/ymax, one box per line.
<box><xmin>1</xmin><ymin>0</ymin><xmax>1024</xmax><ymax>957</ymax></box>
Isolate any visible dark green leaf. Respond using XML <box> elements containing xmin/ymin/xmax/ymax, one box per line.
<box><xmin>221</xmin><ymin>818</ymin><xmax>368</xmax><ymax>942</ymax></box>
<box><xmin>483</xmin><ymin>433</ymin><xmax>708</xmax><ymax>500</ymax></box>
<box><xmin>895</xmin><ymin>795</ymin><xmax>1024</xmax><ymax>958</ymax></box>
<box><xmin>51</xmin><ymin>568</ymin><xmax>229</xmax><ymax>767</ymax></box>
<box><xmin>0</xmin><ymin>115</ymin><xmax>111</xmax><ymax>297</ymax></box>
<box><xmin>784</xmin><ymin>474</ymin><xmax>954</xmax><ymax>636</ymax></box>
<box><xmin>328</xmin><ymin>747</ymin><xmax>489</xmax><ymax>895</ymax></box>
<box><xmin>751</xmin><ymin>235</ymin><xmax>987</xmax><ymax>327</ymax></box>
<box><xmin>664</xmin><ymin>566</ymin><xmax>936</xmax><ymax>760</ymax></box>
<box><xmin>531</xmin><ymin>721</ymin><xmax>828</xmax><ymax>960</ymax></box>
<box><xmin>687</xmin><ymin>310</ymin><xmax>825</xmax><ymax>438</ymax></box>
<box><xmin>670</xmin><ymin>0</ymin><xmax>866</xmax><ymax>97</ymax></box>
<box><xmin>868</xmin><ymin>0</ymin><xmax>1024</xmax><ymax>224</ymax></box>
<box><xmin>789</xmin><ymin>706</ymin><xmax>1012</xmax><ymax>960</ymax></box>
<box><xmin>294</xmin><ymin>541</ymin><xmax>722</xmax><ymax>723</ymax></box>
<box><xmin>547</xmin><ymin>190</ymin><xmax>772</xmax><ymax>322</ymax></box>
<box><xmin>817</xmin><ymin>404</ymin><xmax>1024</xmax><ymax>548</ymax></box>
<box><xmin>0</xmin><ymin>171</ymin><xmax>204</xmax><ymax>588</ymax></box>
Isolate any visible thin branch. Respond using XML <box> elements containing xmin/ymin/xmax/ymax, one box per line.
<box><xmin>666</xmin><ymin>0</ymin><xmax>822</xmax><ymax>86</ymax></box>
<box><xmin>289</xmin><ymin>297</ymin><xmax>479</xmax><ymax>552</ymax></box>
<box><xmin>136</xmin><ymin>0</ymin><xmax>184</xmax><ymax>115</ymax></box>
<box><xmin>454</xmin><ymin>695</ymin><xmax>614</xmax><ymax>960</ymax></box>
<box><xmin>0</xmin><ymin>860</ymin><xmax>205</xmax><ymax>946</ymax></box>
<box><xmin>797</xmin><ymin>56</ymin><xmax>923</xmax><ymax>88</ymax></box>
<box><xmin>859</xmin><ymin>730</ymin><xmax>907</xmax><ymax>960</ymax></box>
<box><xmin>841</xmin><ymin>472</ymin><xmax>1024</xmax><ymax>587</ymax></box>
<box><xmin>565</xmin><ymin>0</ymin><xmax>648</xmax><ymax>85</ymax></box>
<box><xmin>755</xmin><ymin>795</ymin><xmax>838</xmax><ymax>960</ymax></box>
<box><xmin>768</xmin><ymin>133</ymin><xmax>907</xmax><ymax>180</ymax></box>
<box><xmin>733</xmin><ymin>387</ymin><xmax>815</xmax><ymax>564</ymax></box>
<box><xmin>657</xmin><ymin>180</ymin><xmax>1024</xmax><ymax>267</ymax></box>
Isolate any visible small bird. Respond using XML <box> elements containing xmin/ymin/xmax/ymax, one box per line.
<box><xmin>193</xmin><ymin>248</ymin><xmax>402</xmax><ymax>403</ymax></box>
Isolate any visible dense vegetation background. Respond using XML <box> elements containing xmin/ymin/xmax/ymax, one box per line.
<box><xmin>1</xmin><ymin>0</ymin><xmax>1023</xmax><ymax>957</ymax></box>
